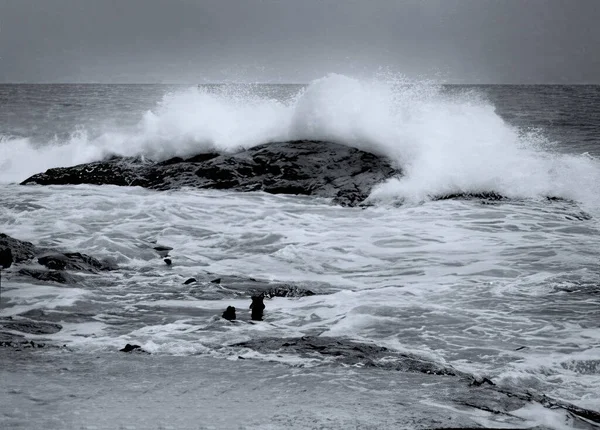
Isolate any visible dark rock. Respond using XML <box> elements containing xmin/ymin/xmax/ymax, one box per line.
<box><xmin>0</xmin><ymin>233</ymin><xmax>36</xmax><ymax>263</ymax></box>
<box><xmin>22</xmin><ymin>156</ymin><xmax>155</xmax><ymax>187</ymax></box>
<box><xmin>253</xmin><ymin>285</ymin><xmax>315</xmax><ymax>298</ymax></box>
<box><xmin>119</xmin><ymin>343</ymin><xmax>149</xmax><ymax>354</ymax></box>
<box><xmin>18</xmin><ymin>268</ymin><xmax>78</xmax><ymax>284</ymax></box>
<box><xmin>17</xmin><ymin>308</ymin><xmax>96</xmax><ymax>324</ymax></box>
<box><xmin>21</xmin><ymin>141</ymin><xmax>400</xmax><ymax>207</ymax></box>
<box><xmin>434</xmin><ymin>191</ymin><xmax>508</xmax><ymax>201</ymax></box>
<box><xmin>0</xmin><ymin>331</ymin><xmax>27</xmax><ymax>347</ymax></box>
<box><xmin>153</xmin><ymin>245</ymin><xmax>173</xmax><ymax>258</ymax></box>
<box><xmin>0</xmin><ymin>319</ymin><xmax>62</xmax><ymax>335</ymax></box>
<box><xmin>0</xmin><ymin>331</ymin><xmax>47</xmax><ymax>349</ymax></box>
<box><xmin>183</xmin><ymin>277</ymin><xmax>197</xmax><ymax>285</ymax></box>
<box><xmin>222</xmin><ymin>306</ymin><xmax>236</xmax><ymax>321</ymax></box>
<box><xmin>234</xmin><ymin>336</ymin><xmax>459</xmax><ymax>376</ymax></box>
<box><xmin>0</xmin><ymin>247</ymin><xmax>13</xmax><ymax>269</ymax></box>
<box><xmin>38</xmin><ymin>252</ymin><xmax>116</xmax><ymax>273</ymax></box>
<box><xmin>470</xmin><ymin>376</ymin><xmax>495</xmax><ymax>387</ymax></box>
<box><xmin>164</xmin><ymin>258</ymin><xmax>172</xmax><ymax>266</ymax></box>
<box><xmin>250</xmin><ymin>294</ymin><xmax>265</xmax><ymax>321</ymax></box>
<box><xmin>210</xmin><ymin>278</ymin><xmax>221</xmax><ymax>284</ymax></box>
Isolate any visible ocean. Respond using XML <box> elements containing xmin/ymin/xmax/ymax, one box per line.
<box><xmin>1</xmin><ymin>75</ymin><xmax>599</xmax><ymax>429</ymax></box>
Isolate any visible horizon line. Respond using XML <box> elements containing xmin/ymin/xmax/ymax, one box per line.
<box><xmin>1</xmin><ymin>82</ymin><xmax>599</xmax><ymax>86</ymax></box>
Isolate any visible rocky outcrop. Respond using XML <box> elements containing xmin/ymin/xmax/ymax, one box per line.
<box><xmin>234</xmin><ymin>336</ymin><xmax>459</xmax><ymax>376</ymax></box>
<box><xmin>0</xmin><ymin>233</ymin><xmax>117</xmax><ymax>284</ymax></box>
<box><xmin>119</xmin><ymin>343</ymin><xmax>150</xmax><ymax>354</ymax></box>
<box><xmin>21</xmin><ymin>141</ymin><xmax>399</xmax><ymax>206</ymax></box>
<box><xmin>252</xmin><ymin>285</ymin><xmax>315</xmax><ymax>298</ymax></box>
<box><xmin>0</xmin><ymin>234</ymin><xmax>36</xmax><ymax>264</ymax></box>
<box><xmin>0</xmin><ymin>317</ymin><xmax>63</xmax><ymax>349</ymax></box>
<box><xmin>38</xmin><ymin>252</ymin><xmax>116</xmax><ymax>273</ymax></box>
<box><xmin>18</xmin><ymin>268</ymin><xmax>78</xmax><ymax>284</ymax></box>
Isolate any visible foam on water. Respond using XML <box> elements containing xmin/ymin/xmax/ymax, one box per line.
<box><xmin>1</xmin><ymin>184</ymin><xmax>599</xmax><ymax>414</ymax></box>
<box><xmin>1</xmin><ymin>74</ymin><xmax>599</xmax><ymax>209</ymax></box>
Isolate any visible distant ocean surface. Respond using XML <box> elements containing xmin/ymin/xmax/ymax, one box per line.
<box><xmin>1</xmin><ymin>76</ymin><xmax>600</xmax><ymax>428</ymax></box>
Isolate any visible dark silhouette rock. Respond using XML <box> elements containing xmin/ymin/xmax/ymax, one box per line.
<box><xmin>0</xmin><ymin>247</ymin><xmax>13</xmax><ymax>269</ymax></box>
<box><xmin>250</xmin><ymin>294</ymin><xmax>265</xmax><ymax>321</ymax></box>
<box><xmin>0</xmin><ymin>234</ymin><xmax>36</xmax><ymax>263</ymax></box>
<box><xmin>234</xmin><ymin>336</ymin><xmax>459</xmax><ymax>376</ymax></box>
<box><xmin>0</xmin><ymin>233</ymin><xmax>117</xmax><ymax>286</ymax></box>
<box><xmin>21</xmin><ymin>141</ymin><xmax>400</xmax><ymax>207</ymax></box>
<box><xmin>183</xmin><ymin>277</ymin><xmax>197</xmax><ymax>285</ymax></box>
<box><xmin>119</xmin><ymin>343</ymin><xmax>149</xmax><ymax>354</ymax></box>
<box><xmin>0</xmin><ymin>319</ymin><xmax>62</xmax><ymax>335</ymax></box>
<box><xmin>0</xmin><ymin>331</ymin><xmax>47</xmax><ymax>349</ymax></box>
<box><xmin>38</xmin><ymin>252</ymin><xmax>116</xmax><ymax>273</ymax></box>
<box><xmin>210</xmin><ymin>278</ymin><xmax>221</xmax><ymax>284</ymax></box>
<box><xmin>222</xmin><ymin>306</ymin><xmax>236</xmax><ymax>321</ymax></box>
<box><xmin>153</xmin><ymin>245</ymin><xmax>173</xmax><ymax>258</ymax></box>
<box><xmin>18</xmin><ymin>268</ymin><xmax>78</xmax><ymax>284</ymax></box>
<box><xmin>164</xmin><ymin>258</ymin><xmax>172</xmax><ymax>266</ymax></box>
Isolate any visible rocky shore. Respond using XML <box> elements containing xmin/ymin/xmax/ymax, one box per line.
<box><xmin>21</xmin><ymin>140</ymin><xmax>400</xmax><ymax>207</ymax></box>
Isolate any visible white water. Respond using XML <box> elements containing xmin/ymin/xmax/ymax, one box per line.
<box><xmin>1</xmin><ymin>74</ymin><xmax>599</xmax><ymax>208</ymax></box>
<box><xmin>1</xmin><ymin>184</ymin><xmax>599</xmax><ymax>416</ymax></box>
<box><xmin>2</xmin><ymin>77</ymin><xmax>600</xmax><ymax>428</ymax></box>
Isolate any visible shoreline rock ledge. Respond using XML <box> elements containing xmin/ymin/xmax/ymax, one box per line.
<box><xmin>20</xmin><ymin>140</ymin><xmax>400</xmax><ymax>206</ymax></box>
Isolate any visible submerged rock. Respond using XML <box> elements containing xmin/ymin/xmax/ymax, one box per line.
<box><xmin>0</xmin><ymin>319</ymin><xmax>62</xmax><ymax>335</ymax></box>
<box><xmin>21</xmin><ymin>141</ymin><xmax>400</xmax><ymax>207</ymax></box>
<box><xmin>250</xmin><ymin>295</ymin><xmax>265</xmax><ymax>321</ymax></box>
<box><xmin>0</xmin><ymin>234</ymin><xmax>36</xmax><ymax>263</ymax></box>
<box><xmin>0</xmin><ymin>233</ymin><xmax>118</xmax><ymax>285</ymax></box>
<box><xmin>0</xmin><ymin>247</ymin><xmax>13</xmax><ymax>269</ymax></box>
<box><xmin>153</xmin><ymin>245</ymin><xmax>173</xmax><ymax>258</ymax></box>
<box><xmin>0</xmin><ymin>331</ymin><xmax>46</xmax><ymax>349</ymax></box>
<box><xmin>38</xmin><ymin>252</ymin><xmax>116</xmax><ymax>273</ymax></box>
<box><xmin>250</xmin><ymin>285</ymin><xmax>315</xmax><ymax>298</ymax></box>
<box><xmin>119</xmin><ymin>344</ymin><xmax>150</xmax><ymax>354</ymax></box>
<box><xmin>234</xmin><ymin>336</ymin><xmax>458</xmax><ymax>376</ymax></box>
<box><xmin>222</xmin><ymin>306</ymin><xmax>236</xmax><ymax>321</ymax></box>
<box><xmin>18</xmin><ymin>268</ymin><xmax>78</xmax><ymax>284</ymax></box>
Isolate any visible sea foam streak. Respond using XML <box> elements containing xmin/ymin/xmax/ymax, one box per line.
<box><xmin>1</xmin><ymin>74</ymin><xmax>599</xmax><ymax>207</ymax></box>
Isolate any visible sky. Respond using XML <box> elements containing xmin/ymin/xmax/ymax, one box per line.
<box><xmin>0</xmin><ymin>0</ymin><xmax>599</xmax><ymax>84</ymax></box>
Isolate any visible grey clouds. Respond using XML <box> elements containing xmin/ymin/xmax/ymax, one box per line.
<box><xmin>0</xmin><ymin>0</ymin><xmax>599</xmax><ymax>83</ymax></box>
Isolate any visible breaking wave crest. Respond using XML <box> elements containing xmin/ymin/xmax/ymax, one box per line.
<box><xmin>1</xmin><ymin>74</ymin><xmax>599</xmax><ymax>207</ymax></box>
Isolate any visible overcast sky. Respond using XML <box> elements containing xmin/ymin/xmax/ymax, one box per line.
<box><xmin>1</xmin><ymin>0</ymin><xmax>598</xmax><ymax>83</ymax></box>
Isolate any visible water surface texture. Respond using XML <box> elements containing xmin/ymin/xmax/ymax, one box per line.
<box><xmin>1</xmin><ymin>77</ymin><xmax>599</xmax><ymax>429</ymax></box>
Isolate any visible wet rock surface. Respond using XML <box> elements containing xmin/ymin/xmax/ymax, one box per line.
<box><xmin>232</xmin><ymin>336</ymin><xmax>600</xmax><ymax>427</ymax></box>
<box><xmin>0</xmin><ymin>233</ymin><xmax>36</xmax><ymax>264</ymax></box>
<box><xmin>18</xmin><ymin>268</ymin><xmax>79</xmax><ymax>284</ymax></box>
<box><xmin>38</xmin><ymin>252</ymin><xmax>116</xmax><ymax>273</ymax></box>
<box><xmin>0</xmin><ymin>317</ymin><xmax>63</xmax><ymax>350</ymax></box>
<box><xmin>0</xmin><ymin>319</ymin><xmax>63</xmax><ymax>335</ymax></box>
<box><xmin>21</xmin><ymin>140</ymin><xmax>400</xmax><ymax>206</ymax></box>
<box><xmin>2</xmin><ymin>349</ymin><xmax>599</xmax><ymax>429</ymax></box>
<box><xmin>233</xmin><ymin>336</ymin><xmax>460</xmax><ymax>376</ymax></box>
<box><xmin>0</xmin><ymin>331</ymin><xmax>47</xmax><ymax>349</ymax></box>
<box><xmin>119</xmin><ymin>344</ymin><xmax>150</xmax><ymax>354</ymax></box>
<box><xmin>0</xmin><ymin>233</ymin><xmax>117</xmax><ymax>285</ymax></box>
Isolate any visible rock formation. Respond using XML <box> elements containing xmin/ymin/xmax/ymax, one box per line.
<box><xmin>21</xmin><ymin>140</ymin><xmax>399</xmax><ymax>207</ymax></box>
